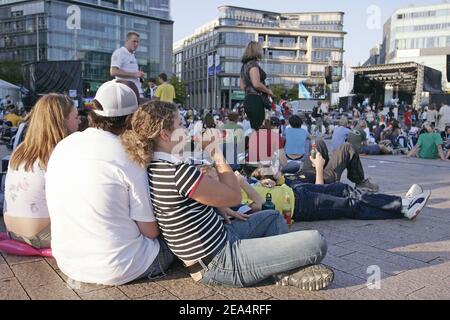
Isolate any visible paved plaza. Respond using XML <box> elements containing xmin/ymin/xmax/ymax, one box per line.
<box><xmin>1</xmin><ymin>147</ymin><xmax>449</xmax><ymax>300</ymax></box>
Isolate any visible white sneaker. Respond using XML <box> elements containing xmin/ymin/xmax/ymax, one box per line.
<box><xmin>404</xmin><ymin>190</ymin><xmax>431</xmax><ymax>220</ymax></box>
<box><xmin>406</xmin><ymin>184</ymin><xmax>424</xmax><ymax>200</ymax></box>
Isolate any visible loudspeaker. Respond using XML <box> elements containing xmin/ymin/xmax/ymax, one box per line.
<box><xmin>447</xmin><ymin>55</ymin><xmax>450</xmax><ymax>82</ymax></box>
<box><xmin>325</xmin><ymin>66</ymin><xmax>333</xmax><ymax>85</ymax></box>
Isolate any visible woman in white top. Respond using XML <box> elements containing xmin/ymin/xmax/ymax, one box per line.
<box><xmin>3</xmin><ymin>94</ymin><xmax>80</xmax><ymax>248</ymax></box>
<box><xmin>426</xmin><ymin>104</ymin><xmax>438</xmax><ymax>127</ymax></box>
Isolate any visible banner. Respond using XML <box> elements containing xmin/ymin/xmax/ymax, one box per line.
<box><xmin>298</xmin><ymin>81</ymin><xmax>325</xmax><ymax>100</ymax></box>
<box><xmin>215</xmin><ymin>54</ymin><xmax>221</xmax><ymax>75</ymax></box>
<box><xmin>207</xmin><ymin>54</ymin><xmax>214</xmax><ymax>76</ymax></box>
<box><xmin>447</xmin><ymin>54</ymin><xmax>450</xmax><ymax>82</ymax></box>
<box><xmin>423</xmin><ymin>66</ymin><xmax>443</xmax><ymax>93</ymax></box>
<box><xmin>22</xmin><ymin>60</ymin><xmax>82</xmax><ymax>106</ymax></box>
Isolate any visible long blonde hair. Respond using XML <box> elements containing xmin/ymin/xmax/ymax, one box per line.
<box><xmin>10</xmin><ymin>94</ymin><xmax>74</xmax><ymax>171</ymax></box>
<box><xmin>121</xmin><ymin>100</ymin><xmax>178</xmax><ymax>167</ymax></box>
<box><xmin>241</xmin><ymin>41</ymin><xmax>263</xmax><ymax>64</ymax></box>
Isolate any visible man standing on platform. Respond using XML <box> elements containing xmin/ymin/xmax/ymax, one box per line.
<box><xmin>110</xmin><ymin>31</ymin><xmax>144</xmax><ymax>97</ymax></box>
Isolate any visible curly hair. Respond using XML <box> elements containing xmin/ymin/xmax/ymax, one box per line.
<box><xmin>121</xmin><ymin>100</ymin><xmax>178</xmax><ymax>167</ymax></box>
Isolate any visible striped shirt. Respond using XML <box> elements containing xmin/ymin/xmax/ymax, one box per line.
<box><xmin>147</xmin><ymin>152</ymin><xmax>227</xmax><ymax>262</ymax></box>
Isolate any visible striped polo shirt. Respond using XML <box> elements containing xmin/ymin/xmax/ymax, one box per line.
<box><xmin>147</xmin><ymin>152</ymin><xmax>227</xmax><ymax>262</ymax></box>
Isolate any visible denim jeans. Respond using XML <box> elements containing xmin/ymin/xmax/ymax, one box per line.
<box><xmin>199</xmin><ymin>210</ymin><xmax>328</xmax><ymax>288</ymax></box>
<box><xmin>293</xmin><ymin>183</ymin><xmax>403</xmax><ymax>221</ymax></box>
<box><xmin>137</xmin><ymin>237</ymin><xmax>176</xmax><ymax>281</ymax></box>
<box><xmin>361</xmin><ymin>145</ymin><xmax>381</xmax><ymax>155</ymax></box>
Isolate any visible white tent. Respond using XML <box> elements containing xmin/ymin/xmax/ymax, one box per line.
<box><xmin>0</xmin><ymin>79</ymin><xmax>21</xmax><ymax>105</ymax></box>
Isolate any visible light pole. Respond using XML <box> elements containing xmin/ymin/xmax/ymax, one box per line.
<box><xmin>205</xmin><ymin>54</ymin><xmax>209</xmax><ymax>112</ymax></box>
<box><xmin>36</xmin><ymin>15</ymin><xmax>39</xmax><ymax>61</ymax></box>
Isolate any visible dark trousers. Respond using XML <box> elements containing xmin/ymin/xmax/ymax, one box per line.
<box><xmin>244</xmin><ymin>95</ymin><xmax>265</xmax><ymax>130</ymax></box>
<box><xmin>293</xmin><ymin>183</ymin><xmax>403</xmax><ymax>221</ymax></box>
<box><xmin>302</xmin><ymin>141</ymin><xmax>365</xmax><ymax>185</ymax></box>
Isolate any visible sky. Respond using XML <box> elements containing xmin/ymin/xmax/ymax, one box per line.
<box><xmin>171</xmin><ymin>0</ymin><xmax>439</xmax><ymax>67</ymax></box>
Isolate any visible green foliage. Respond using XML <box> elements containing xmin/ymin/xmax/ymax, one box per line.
<box><xmin>271</xmin><ymin>85</ymin><xmax>285</xmax><ymax>103</ymax></box>
<box><xmin>0</xmin><ymin>61</ymin><xmax>24</xmax><ymax>85</ymax></box>
<box><xmin>170</xmin><ymin>75</ymin><xmax>186</xmax><ymax>105</ymax></box>
<box><xmin>287</xmin><ymin>84</ymin><xmax>299</xmax><ymax>101</ymax></box>
<box><xmin>270</xmin><ymin>84</ymin><xmax>298</xmax><ymax>103</ymax></box>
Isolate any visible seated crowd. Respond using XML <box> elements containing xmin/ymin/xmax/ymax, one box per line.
<box><xmin>330</xmin><ymin>106</ymin><xmax>450</xmax><ymax>161</ymax></box>
<box><xmin>1</xmin><ymin>80</ymin><xmax>435</xmax><ymax>292</ymax></box>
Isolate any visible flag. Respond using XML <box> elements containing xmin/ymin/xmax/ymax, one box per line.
<box><xmin>215</xmin><ymin>54</ymin><xmax>221</xmax><ymax>75</ymax></box>
<box><xmin>208</xmin><ymin>54</ymin><xmax>214</xmax><ymax>76</ymax></box>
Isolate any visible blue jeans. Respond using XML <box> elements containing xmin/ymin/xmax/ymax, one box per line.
<box><xmin>361</xmin><ymin>145</ymin><xmax>381</xmax><ymax>155</ymax></box>
<box><xmin>293</xmin><ymin>183</ymin><xmax>403</xmax><ymax>221</ymax></box>
<box><xmin>137</xmin><ymin>237</ymin><xmax>176</xmax><ymax>281</ymax></box>
<box><xmin>199</xmin><ymin>210</ymin><xmax>328</xmax><ymax>288</ymax></box>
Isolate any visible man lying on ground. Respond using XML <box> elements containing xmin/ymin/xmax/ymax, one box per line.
<box><xmin>244</xmin><ymin>153</ymin><xmax>431</xmax><ymax>223</ymax></box>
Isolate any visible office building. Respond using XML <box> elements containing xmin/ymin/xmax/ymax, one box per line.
<box><xmin>173</xmin><ymin>5</ymin><xmax>346</xmax><ymax>109</ymax></box>
<box><xmin>0</xmin><ymin>0</ymin><xmax>173</xmax><ymax>94</ymax></box>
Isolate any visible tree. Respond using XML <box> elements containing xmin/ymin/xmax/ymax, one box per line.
<box><xmin>170</xmin><ymin>74</ymin><xmax>186</xmax><ymax>105</ymax></box>
<box><xmin>271</xmin><ymin>85</ymin><xmax>285</xmax><ymax>104</ymax></box>
<box><xmin>287</xmin><ymin>84</ymin><xmax>299</xmax><ymax>101</ymax></box>
<box><xmin>0</xmin><ymin>61</ymin><xmax>24</xmax><ymax>85</ymax></box>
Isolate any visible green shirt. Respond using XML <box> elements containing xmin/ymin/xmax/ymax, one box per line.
<box><xmin>417</xmin><ymin>133</ymin><xmax>443</xmax><ymax>159</ymax></box>
<box><xmin>221</xmin><ymin>122</ymin><xmax>244</xmax><ymax>145</ymax></box>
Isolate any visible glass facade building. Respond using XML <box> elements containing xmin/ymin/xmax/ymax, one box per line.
<box><xmin>381</xmin><ymin>2</ymin><xmax>450</xmax><ymax>90</ymax></box>
<box><xmin>173</xmin><ymin>6</ymin><xmax>345</xmax><ymax>110</ymax></box>
<box><xmin>0</xmin><ymin>0</ymin><xmax>173</xmax><ymax>94</ymax></box>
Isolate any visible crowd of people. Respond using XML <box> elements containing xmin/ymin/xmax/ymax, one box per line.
<box><xmin>0</xmin><ymin>39</ymin><xmax>438</xmax><ymax>293</ymax></box>
<box><xmin>332</xmin><ymin>101</ymin><xmax>450</xmax><ymax>161</ymax></box>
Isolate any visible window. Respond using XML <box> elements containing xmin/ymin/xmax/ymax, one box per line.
<box><xmin>268</xmin><ymin>36</ymin><xmax>296</xmax><ymax>48</ymax></box>
<box><xmin>11</xmin><ymin>10</ymin><xmax>23</xmax><ymax>17</ymax></box>
<box><xmin>219</xmin><ymin>32</ymin><xmax>255</xmax><ymax>45</ymax></box>
<box><xmin>312</xmin><ymin>37</ymin><xmax>343</xmax><ymax>49</ymax></box>
<box><xmin>266</xmin><ymin>50</ymin><xmax>296</xmax><ymax>60</ymax></box>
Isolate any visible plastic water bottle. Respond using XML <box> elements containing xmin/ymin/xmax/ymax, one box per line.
<box><xmin>282</xmin><ymin>193</ymin><xmax>293</xmax><ymax>225</ymax></box>
<box><xmin>310</xmin><ymin>139</ymin><xmax>317</xmax><ymax>159</ymax></box>
<box><xmin>262</xmin><ymin>193</ymin><xmax>276</xmax><ymax>211</ymax></box>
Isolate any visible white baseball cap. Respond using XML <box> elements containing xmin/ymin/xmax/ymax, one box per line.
<box><xmin>93</xmin><ymin>80</ymin><xmax>138</xmax><ymax>117</ymax></box>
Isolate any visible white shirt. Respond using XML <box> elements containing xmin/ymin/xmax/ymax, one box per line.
<box><xmin>439</xmin><ymin>105</ymin><xmax>450</xmax><ymax>131</ymax></box>
<box><xmin>46</xmin><ymin>128</ymin><xmax>159</xmax><ymax>286</ymax></box>
<box><xmin>111</xmin><ymin>46</ymin><xmax>143</xmax><ymax>96</ymax></box>
<box><xmin>4</xmin><ymin>161</ymin><xmax>49</xmax><ymax>219</ymax></box>
<box><xmin>238</xmin><ymin>120</ymin><xmax>251</xmax><ymax>134</ymax></box>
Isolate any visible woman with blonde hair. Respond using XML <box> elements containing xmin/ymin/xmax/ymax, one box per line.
<box><xmin>3</xmin><ymin>94</ymin><xmax>80</xmax><ymax>248</ymax></box>
<box><xmin>121</xmin><ymin>100</ymin><xmax>334</xmax><ymax>291</ymax></box>
<box><xmin>240</xmin><ymin>41</ymin><xmax>273</xmax><ymax>130</ymax></box>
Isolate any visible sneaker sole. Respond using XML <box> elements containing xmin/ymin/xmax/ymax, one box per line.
<box><xmin>409</xmin><ymin>191</ymin><xmax>431</xmax><ymax>220</ymax></box>
<box><xmin>276</xmin><ymin>265</ymin><xmax>335</xmax><ymax>291</ymax></box>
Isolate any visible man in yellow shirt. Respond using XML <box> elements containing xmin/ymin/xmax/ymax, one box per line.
<box><xmin>4</xmin><ymin>107</ymin><xmax>22</xmax><ymax>127</ymax></box>
<box><xmin>154</xmin><ymin>73</ymin><xmax>176</xmax><ymax>103</ymax></box>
